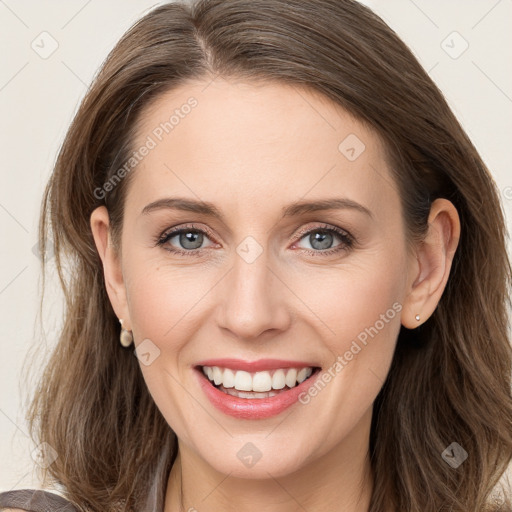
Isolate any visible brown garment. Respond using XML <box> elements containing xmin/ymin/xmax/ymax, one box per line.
<box><xmin>0</xmin><ymin>489</ymin><xmax>77</xmax><ymax>511</ymax></box>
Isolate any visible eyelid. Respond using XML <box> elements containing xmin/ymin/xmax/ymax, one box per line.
<box><xmin>292</xmin><ymin>222</ymin><xmax>353</xmax><ymax>242</ymax></box>
<box><xmin>158</xmin><ymin>222</ymin><xmax>216</xmax><ymax>240</ymax></box>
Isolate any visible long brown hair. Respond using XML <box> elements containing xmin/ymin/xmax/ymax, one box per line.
<box><xmin>27</xmin><ymin>0</ymin><xmax>512</xmax><ymax>510</ymax></box>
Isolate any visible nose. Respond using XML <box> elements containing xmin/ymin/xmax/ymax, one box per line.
<box><xmin>216</xmin><ymin>246</ymin><xmax>292</xmax><ymax>341</ymax></box>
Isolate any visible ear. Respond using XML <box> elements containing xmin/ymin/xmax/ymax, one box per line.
<box><xmin>90</xmin><ymin>206</ymin><xmax>132</xmax><ymax>331</ymax></box>
<box><xmin>401</xmin><ymin>198</ymin><xmax>461</xmax><ymax>328</ymax></box>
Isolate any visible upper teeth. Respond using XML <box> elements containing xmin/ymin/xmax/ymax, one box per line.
<box><xmin>202</xmin><ymin>366</ymin><xmax>314</xmax><ymax>392</ymax></box>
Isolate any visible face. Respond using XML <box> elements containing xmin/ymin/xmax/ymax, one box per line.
<box><xmin>100</xmin><ymin>78</ymin><xmax>417</xmax><ymax>478</ymax></box>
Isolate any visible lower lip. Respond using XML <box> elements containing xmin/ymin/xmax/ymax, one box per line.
<box><xmin>195</xmin><ymin>367</ymin><xmax>321</xmax><ymax>419</ymax></box>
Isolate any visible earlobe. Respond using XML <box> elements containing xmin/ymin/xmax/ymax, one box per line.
<box><xmin>401</xmin><ymin>198</ymin><xmax>460</xmax><ymax>329</ymax></box>
<box><xmin>90</xmin><ymin>206</ymin><xmax>132</xmax><ymax>330</ymax></box>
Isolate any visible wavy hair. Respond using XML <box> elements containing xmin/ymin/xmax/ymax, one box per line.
<box><xmin>27</xmin><ymin>0</ymin><xmax>512</xmax><ymax>510</ymax></box>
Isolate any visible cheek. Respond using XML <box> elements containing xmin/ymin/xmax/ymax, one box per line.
<box><xmin>125</xmin><ymin>258</ymin><xmax>211</xmax><ymax>346</ymax></box>
<box><xmin>122</xmin><ymin>260</ymin><xmax>211</xmax><ymax>437</ymax></box>
<box><xmin>335</xmin><ymin>268</ymin><xmax>403</xmax><ymax>348</ymax></box>
<box><xmin>291</xmin><ymin>248</ymin><xmax>406</xmax><ymax>410</ymax></box>
<box><xmin>291</xmin><ymin>248</ymin><xmax>406</xmax><ymax>348</ymax></box>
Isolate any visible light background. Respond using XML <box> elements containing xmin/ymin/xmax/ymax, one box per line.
<box><xmin>0</xmin><ymin>0</ymin><xmax>511</xmax><ymax>493</ymax></box>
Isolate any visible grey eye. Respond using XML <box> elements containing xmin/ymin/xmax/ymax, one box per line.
<box><xmin>296</xmin><ymin>229</ymin><xmax>343</xmax><ymax>251</ymax></box>
<box><xmin>176</xmin><ymin>230</ymin><xmax>205</xmax><ymax>250</ymax></box>
<box><xmin>308</xmin><ymin>231</ymin><xmax>335</xmax><ymax>250</ymax></box>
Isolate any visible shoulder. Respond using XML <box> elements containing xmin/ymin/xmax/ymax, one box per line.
<box><xmin>0</xmin><ymin>489</ymin><xmax>77</xmax><ymax>511</ymax></box>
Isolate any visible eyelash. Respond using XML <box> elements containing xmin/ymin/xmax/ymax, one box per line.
<box><xmin>154</xmin><ymin>223</ymin><xmax>355</xmax><ymax>257</ymax></box>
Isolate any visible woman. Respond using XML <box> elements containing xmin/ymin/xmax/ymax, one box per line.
<box><xmin>1</xmin><ymin>0</ymin><xmax>511</xmax><ymax>510</ymax></box>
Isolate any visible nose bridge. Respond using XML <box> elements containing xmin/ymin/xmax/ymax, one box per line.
<box><xmin>217</xmin><ymin>235</ymin><xmax>290</xmax><ymax>339</ymax></box>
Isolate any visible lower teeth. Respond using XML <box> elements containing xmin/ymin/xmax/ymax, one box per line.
<box><xmin>216</xmin><ymin>384</ymin><xmax>292</xmax><ymax>399</ymax></box>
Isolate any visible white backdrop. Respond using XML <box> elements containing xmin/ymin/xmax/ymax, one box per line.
<box><xmin>0</xmin><ymin>0</ymin><xmax>511</xmax><ymax>492</ymax></box>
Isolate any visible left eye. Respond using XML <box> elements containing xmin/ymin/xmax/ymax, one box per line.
<box><xmin>294</xmin><ymin>228</ymin><xmax>345</xmax><ymax>251</ymax></box>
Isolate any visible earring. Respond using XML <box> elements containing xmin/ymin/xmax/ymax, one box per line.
<box><xmin>119</xmin><ymin>318</ymin><xmax>133</xmax><ymax>347</ymax></box>
<box><xmin>415</xmin><ymin>314</ymin><xmax>421</xmax><ymax>322</ymax></box>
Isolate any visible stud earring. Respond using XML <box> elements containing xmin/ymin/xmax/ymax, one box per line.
<box><xmin>119</xmin><ymin>318</ymin><xmax>133</xmax><ymax>347</ymax></box>
<box><xmin>415</xmin><ymin>314</ymin><xmax>421</xmax><ymax>322</ymax></box>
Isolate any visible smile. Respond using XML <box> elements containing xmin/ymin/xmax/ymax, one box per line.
<box><xmin>194</xmin><ymin>359</ymin><xmax>322</xmax><ymax>419</ymax></box>
<box><xmin>202</xmin><ymin>365</ymin><xmax>315</xmax><ymax>397</ymax></box>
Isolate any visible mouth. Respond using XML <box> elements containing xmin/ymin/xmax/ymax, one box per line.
<box><xmin>197</xmin><ymin>364</ymin><xmax>322</xmax><ymax>399</ymax></box>
<box><xmin>193</xmin><ymin>362</ymin><xmax>322</xmax><ymax>419</ymax></box>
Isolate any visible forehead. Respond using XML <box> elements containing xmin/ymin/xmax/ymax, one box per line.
<box><xmin>126</xmin><ymin>78</ymin><xmax>399</xmax><ymax>222</ymax></box>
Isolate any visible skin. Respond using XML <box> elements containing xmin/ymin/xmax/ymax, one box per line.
<box><xmin>90</xmin><ymin>78</ymin><xmax>460</xmax><ymax>512</ymax></box>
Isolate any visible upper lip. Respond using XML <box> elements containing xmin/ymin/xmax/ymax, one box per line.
<box><xmin>194</xmin><ymin>358</ymin><xmax>320</xmax><ymax>372</ymax></box>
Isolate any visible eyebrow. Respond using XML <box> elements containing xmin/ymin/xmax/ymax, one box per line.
<box><xmin>140</xmin><ymin>197</ymin><xmax>373</xmax><ymax>221</ymax></box>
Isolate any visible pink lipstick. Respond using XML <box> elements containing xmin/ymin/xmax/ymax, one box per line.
<box><xmin>194</xmin><ymin>358</ymin><xmax>321</xmax><ymax>419</ymax></box>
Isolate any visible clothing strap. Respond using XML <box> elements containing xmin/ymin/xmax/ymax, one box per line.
<box><xmin>0</xmin><ymin>489</ymin><xmax>77</xmax><ymax>511</ymax></box>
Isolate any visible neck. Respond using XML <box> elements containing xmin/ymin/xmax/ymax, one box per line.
<box><xmin>164</xmin><ymin>410</ymin><xmax>374</xmax><ymax>512</ymax></box>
